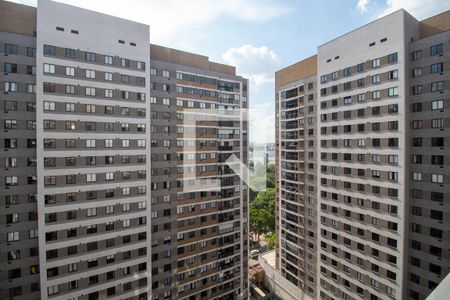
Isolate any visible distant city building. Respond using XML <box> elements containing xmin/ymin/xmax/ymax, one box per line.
<box><xmin>275</xmin><ymin>9</ymin><xmax>450</xmax><ymax>300</ymax></box>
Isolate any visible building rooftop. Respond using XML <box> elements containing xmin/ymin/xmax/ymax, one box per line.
<box><xmin>275</xmin><ymin>55</ymin><xmax>317</xmax><ymax>89</ymax></box>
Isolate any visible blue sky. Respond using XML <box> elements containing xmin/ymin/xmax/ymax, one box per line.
<box><xmin>11</xmin><ymin>0</ymin><xmax>450</xmax><ymax>142</ymax></box>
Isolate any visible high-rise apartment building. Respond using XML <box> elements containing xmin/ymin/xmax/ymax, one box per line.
<box><xmin>275</xmin><ymin>56</ymin><xmax>318</xmax><ymax>299</ymax></box>
<box><xmin>149</xmin><ymin>45</ymin><xmax>249</xmax><ymax>300</ymax></box>
<box><xmin>275</xmin><ymin>9</ymin><xmax>450</xmax><ymax>300</ymax></box>
<box><xmin>0</xmin><ymin>1</ymin><xmax>249</xmax><ymax>300</ymax></box>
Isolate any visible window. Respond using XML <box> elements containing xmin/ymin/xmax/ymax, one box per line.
<box><xmin>27</xmin><ymin>66</ymin><xmax>36</xmax><ymax>75</ymax></box>
<box><xmin>357</xmin><ymin>94</ymin><xmax>365</xmax><ymax>102</ymax></box>
<box><xmin>388</xmin><ymin>87</ymin><xmax>398</xmax><ymax>96</ymax></box>
<box><xmin>372</xmin><ymin>106</ymin><xmax>380</xmax><ymax>115</ymax></box>
<box><xmin>412</xmin><ymin>172</ymin><xmax>422</xmax><ymax>182</ymax></box>
<box><xmin>343</xmin><ymin>67</ymin><xmax>351</xmax><ymax>77</ymax></box>
<box><xmin>65</xmin><ymin>66</ymin><xmax>75</xmax><ymax>76</ymax></box>
<box><xmin>104</xmin><ymin>72</ymin><xmax>113</xmax><ymax>81</ymax></box>
<box><xmin>431</xmin><ymin>100</ymin><xmax>444</xmax><ymax>110</ymax></box>
<box><xmin>388</xmin><ymin>104</ymin><xmax>398</xmax><ymax>113</ymax></box>
<box><xmin>431</xmin><ymin>155</ymin><xmax>444</xmax><ymax>165</ymax></box>
<box><xmin>106</xmin><ymin>172</ymin><xmax>114</xmax><ymax>181</ymax></box>
<box><xmin>65</xmin><ymin>48</ymin><xmax>75</xmax><ymax>58</ymax></box>
<box><xmin>372</xmin><ymin>74</ymin><xmax>380</xmax><ymax>84</ymax></box>
<box><xmin>372</xmin><ymin>58</ymin><xmax>380</xmax><ymax>68</ymax></box>
<box><xmin>121</xmin><ymin>58</ymin><xmax>130</xmax><ymax>67</ymax></box>
<box><xmin>430</xmin><ymin>44</ymin><xmax>443</xmax><ymax>56</ymax></box>
<box><xmin>413</xmin><ymin>137</ymin><xmax>422</xmax><ymax>146</ymax></box>
<box><xmin>432</xmin><ymin>137</ymin><xmax>444</xmax><ymax>147</ymax></box>
<box><xmin>43</xmin><ymin>63</ymin><xmax>55</xmax><ymax>74</ymax></box>
<box><xmin>105</xmin><ymin>139</ymin><xmax>113</xmax><ymax>148</ymax></box>
<box><xmin>85</xmin><ymin>52</ymin><xmax>96</xmax><ymax>62</ymax></box>
<box><xmin>105</xmin><ymin>89</ymin><xmax>113</xmax><ymax>98</ymax></box>
<box><xmin>48</xmin><ymin>285</ymin><xmax>59</xmax><ymax>296</ymax></box>
<box><xmin>43</xmin><ymin>119</ymin><xmax>56</xmax><ymax>130</ymax></box>
<box><xmin>357</xmin><ymin>63</ymin><xmax>364</xmax><ymax>72</ymax></box>
<box><xmin>65</xmin><ymin>121</ymin><xmax>76</xmax><ymax>130</ymax></box>
<box><xmin>371</xmin><ymin>278</ymin><xmax>379</xmax><ymax>289</ymax></box>
<box><xmin>87</xmin><ymin>207</ymin><xmax>97</xmax><ymax>217</ymax></box>
<box><xmin>86</xmin><ymin>104</ymin><xmax>96</xmax><ymax>114</ymax></box>
<box><xmin>138</xmin><ymin>140</ymin><xmax>146</xmax><ymax>148</ymax></box>
<box><xmin>121</xmin><ymin>74</ymin><xmax>129</xmax><ymax>83</ymax></box>
<box><xmin>413</xmin><ymin>120</ymin><xmax>422</xmax><ymax>129</ymax></box>
<box><xmin>7</xmin><ymin>231</ymin><xmax>19</xmax><ymax>242</ymax></box>
<box><xmin>44</xmin><ymin>44</ymin><xmax>56</xmax><ymax>56</ymax></box>
<box><xmin>137</xmin><ymin>61</ymin><xmax>145</xmax><ymax>70</ymax></box>
<box><xmin>4</xmin><ymin>100</ymin><xmax>17</xmax><ymax>111</ymax></box>
<box><xmin>431</xmin><ymin>118</ymin><xmax>443</xmax><ymax>128</ymax></box>
<box><xmin>412</xmin><ymin>50</ymin><xmax>422</xmax><ymax>60</ymax></box>
<box><xmin>388</xmin><ymin>52</ymin><xmax>398</xmax><ymax>63</ymax></box>
<box><xmin>65</xmin><ymin>103</ymin><xmax>75</xmax><ymax>112</ymax></box>
<box><xmin>86</xmin><ymin>87</ymin><xmax>96</xmax><ymax>96</ymax></box>
<box><xmin>386</xmin><ymin>287</ymin><xmax>396</xmax><ymax>297</ymax></box>
<box><xmin>431</xmin><ymin>81</ymin><xmax>444</xmax><ymax>92</ymax></box>
<box><xmin>4</xmin><ymin>63</ymin><xmax>17</xmax><ymax>73</ymax></box>
<box><xmin>4</xmin><ymin>81</ymin><xmax>17</xmax><ymax>92</ymax></box>
<box><xmin>388</xmin><ymin>69</ymin><xmax>398</xmax><ymax>79</ymax></box>
<box><xmin>412</xmin><ymin>67</ymin><xmax>422</xmax><ymax>78</ymax></box>
<box><xmin>431</xmin><ymin>63</ymin><xmax>443</xmax><ymax>74</ymax></box>
<box><xmin>412</xmin><ymin>103</ymin><xmax>422</xmax><ymax>112</ymax></box>
<box><xmin>4</xmin><ymin>119</ymin><xmax>17</xmax><ymax>130</ymax></box>
<box><xmin>64</xmin><ymin>84</ymin><xmax>74</xmax><ymax>94</ymax></box>
<box><xmin>372</xmin><ymin>154</ymin><xmax>380</xmax><ymax>163</ymax></box>
<box><xmin>372</xmin><ymin>90</ymin><xmax>381</xmax><ymax>99</ymax></box>
<box><xmin>85</xmin><ymin>69</ymin><xmax>95</xmax><ymax>79</ymax></box>
<box><xmin>357</xmin><ymin>78</ymin><xmax>364</xmax><ymax>87</ymax></box>
<box><xmin>412</xmin><ymin>154</ymin><xmax>422</xmax><ymax>164</ymax></box>
<box><xmin>43</xmin><ymin>101</ymin><xmax>56</xmax><ymax>111</ymax></box>
<box><xmin>412</xmin><ymin>85</ymin><xmax>422</xmax><ymax>95</ymax></box>
<box><xmin>5</xmin><ymin>157</ymin><xmax>17</xmax><ymax>168</ymax></box>
<box><xmin>27</xmin><ymin>47</ymin><xmax>36</xmax><ymax>57</ymax></box>
<box><xmin>162</xmin><ymin>70</ymin><xmax>170</xmax><ymax>78</ymax></box>
<box><xmin>86</xmin><ymin>139</ymin><xmax>96</xmax><ymax>148</ymax></box>
<box><xmin>389</xmin><ymin>171</ymin><xmax>398</xmax><ymax>181</ymax></box>
<box><xmin>104</xmin><ymin>55</ymin><xmax>113</xmax><ymax>64</ymax></box>
<box><xmin>431</xmin><ymin>173</ymin><xmax>443</xmax><ymax>184</ymax></box>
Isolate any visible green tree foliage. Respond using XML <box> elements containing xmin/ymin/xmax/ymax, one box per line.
<box><xmin>253</xmin><ymin>188</ymin><xmax>275</xmax><ymax>211</ymax></box>
<box><xmin>249</xmin><ymin>163</ymin><xmax>276</xmax><ymax>246</ymax></box>
<box><xmin>249</xmin><ymin>207</ymin><xmax>272</xmax><ymax>243</ymax></box>
<box><xmin>266</xmin><ymin>164</ymin><xmax>275</xmax><ymax>188</ymax></box>
<box><xmin>266</xmin><ymin>232</ymin><xmax>276</xmax><ymax>249</ymax></box>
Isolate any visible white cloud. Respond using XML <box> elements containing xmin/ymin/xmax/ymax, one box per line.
<box><xmin>379</xmin><ymin>0</ymin><xmax>450</xmax><ymax>19</ymax></box>
<box><xmin>222</xmin><ymin>44</ymin><xmax>279</xmax><ymax>87</ymax></box>
<box><xmin>41</xmin><ymin>0</ymin><xmax>291</xmax><ymax>48</ymax></box>
<box><xmin>357</xmin><ymin>0</ymin><xmax>370</xmax><ymax>13</ymax></box>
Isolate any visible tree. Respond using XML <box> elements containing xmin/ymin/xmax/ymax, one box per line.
<box><xmin>248</xmin><ymin>162</ymin><xmax>277</xmax><ymax>246</ymax></box>
<box><xmin>253</xmin><ymin>188</ymin><xmax>275</xmax><ymax>211</ymax></box>
<box><xmin>266</xmin><ymin>164</ymin><xmax>275</xmax><ymax>188</ymax></box>
<box><xmin>249</xmin><ymin>207</ymin><xmax>272</xmax><ymax>243</ymax></box>
<box><xmin>266</xmin><ymin>232</ymin><xmax>276</xmax><ymax>249</ymax></box>
<box><xmin>252</xmin><ymin>188</ymin><xmax>275</xmax><ymax>231</ymax></box>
